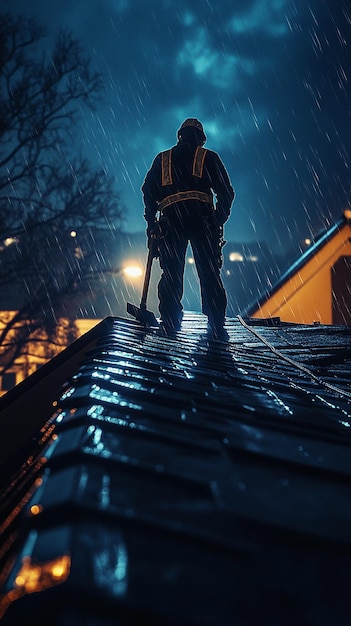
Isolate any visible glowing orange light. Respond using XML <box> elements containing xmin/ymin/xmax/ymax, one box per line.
<box><xmin>51</xmin><ymin>563</ymin><xmax>67</xmax><ymax>579</ymax></box>
<box><xmin>0</xmin><ymin>553</ymin><xmax>72</xmax><ymax>619</ymax></box>
<box><xmin>30</xmin><ymin>504</ymin><xmax>43</xmax><ymax>516</ymax></box>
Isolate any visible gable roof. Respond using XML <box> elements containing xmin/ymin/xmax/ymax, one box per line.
<box><xmin>245</xmin><ymin>211</ymin><xmax>351</xmax><ymax>324</ymax></box>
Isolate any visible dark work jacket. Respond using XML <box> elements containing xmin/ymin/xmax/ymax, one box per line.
<box><xmin>142</xmin><ymin>141</ymin><xmax>235</xmax><ymax>226</ymax></box>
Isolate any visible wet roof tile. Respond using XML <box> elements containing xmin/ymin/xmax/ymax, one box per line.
<box><xmin>1</xmin><ymin>313</ymin><xmax>351</xmax><ymax>624</ymax></box>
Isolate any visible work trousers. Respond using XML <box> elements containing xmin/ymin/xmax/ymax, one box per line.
<box><xmin>157</xmin><ymin>215</ymin><xmax>227</xmax><ymax>327</ymax></box>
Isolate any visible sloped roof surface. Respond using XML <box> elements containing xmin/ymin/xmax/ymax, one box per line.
<box><xmin>1</xmin><ymin>313</ymin><xmax>351</xmax><ymax>625</ymax></box>
<box><xmin>245</xmin><ymin>212</ymin><xmax>351</xmax><ymax>316</ymax></box>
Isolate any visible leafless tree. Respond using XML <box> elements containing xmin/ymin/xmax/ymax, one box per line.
<box><xmin>0</xmin><ymin>14</ymin><xmax>124</xmax><ymax>376</ymax></box>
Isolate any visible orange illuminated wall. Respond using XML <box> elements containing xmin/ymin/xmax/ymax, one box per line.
<box><xmin>247</xmin><ymin>212</ymin><xmax>351</xmax><ymax>325</ymax></box>
<box><xmin>0</xmin><ymin>316</ymin><xmax>99</xmax><ymax>396</ymax></box>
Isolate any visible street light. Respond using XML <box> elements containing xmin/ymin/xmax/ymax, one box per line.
<box><xmin>123</xmin><ymin>265</ymin><xmax>143</xmax><ymax>278</ymax></box>
<box><xmin>229</xmin><ymin>251</ymin><xmax>244</xmax><ymax>262</ymax></box>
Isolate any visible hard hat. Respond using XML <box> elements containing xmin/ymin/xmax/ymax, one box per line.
<box><xmin>178</xmin><ymin>118</ymin><xmax>204</xmax><ymax>133</ymax></box>
<box><xmin>177</xmin><ymin>118</ymin><xmax>206</xmax><ymax>143</ymax></box>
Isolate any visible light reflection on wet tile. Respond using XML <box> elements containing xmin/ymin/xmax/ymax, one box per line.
<box><xmin>2</xmin><ymin>313</ymin><xmax>351</xmax><ymax>623</ymax></box>
<box><xmin>89</xmin><ymin>384</ymin><xmax>142</xmax><ymax>411</ymax></box>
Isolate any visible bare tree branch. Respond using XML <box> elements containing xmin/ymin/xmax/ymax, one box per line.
<box><xmin>0</xmin><ymin>13</ymin><xmax>124</xmax><ymax>376</ymax></box>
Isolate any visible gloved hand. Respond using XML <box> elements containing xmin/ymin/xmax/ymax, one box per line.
<box><xmin>147</xmin><ymin>221</ymin><xmax>161</xmax><ymax>241</ymax></box>
<box><xmin>146</xmin><ymin>221</ymin><xmax>161</xmax><ymax>257</ymax></box>
<box><xmin>210</xmin><ymin>211</ymin><xmax>226</xmax><ymax>248</ymax></box>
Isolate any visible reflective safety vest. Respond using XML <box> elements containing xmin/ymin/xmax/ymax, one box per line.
<box><xmin>158</xmin><ymin>146</ymin><xmax>213</xmax><ymax>211</ymax></box>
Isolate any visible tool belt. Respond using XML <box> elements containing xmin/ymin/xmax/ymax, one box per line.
<box><xmin>158</xmin><ymin>190</ymin><xmax>213</xmax><ymax>212</ymax></box>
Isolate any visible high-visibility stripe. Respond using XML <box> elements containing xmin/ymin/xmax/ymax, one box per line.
<box><xmin>161</xmin><ymin>150</ymin><xmax>172</xmax><ymax>186</ymax></box>
<box><xmin>193</xmin><ymin>146</ymin><xmax>207</xmax><ymax>178</ymax></box>
<box><xmin>161</xmin><ymin>146</ymin><xmax>208</xmax><ymax>186</ymax></box>
<box><xmin>158</xmin><ymin>190</ymin><xmax>212</xmax><ymax>211</ymax></box>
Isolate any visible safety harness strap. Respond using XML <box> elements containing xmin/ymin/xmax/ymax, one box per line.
<box><xmin>193</xmin><ymin>146</ymin><xmax>207</xmax><ymax>177</ymax></box>
<box><xmin>161</xmin><ymin>150</ymin><xmax>173</xmax><ymax>186</ymax></box>
<box><xmin>159</xmin><ymin>146</ymin><xmax>211</xmax><ymax>210</ymax></box>
<box><xmin>158</xmin><ymin>190</ymin><xmax>212</xmax><ymax>211</ymax></box>
<box><xmin>161</xmin><ymin>146</ymin><xmax>208</xmax><ymax>186</ymax></box>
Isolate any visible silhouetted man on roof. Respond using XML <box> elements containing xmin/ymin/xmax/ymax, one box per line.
<box><xmin>142</xmin><ymin>118</ymin><xmax>235</xmax><ymax>335</ymax></box>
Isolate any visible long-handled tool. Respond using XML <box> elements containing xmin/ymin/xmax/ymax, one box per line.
<box><xmin>127</xmin><ymin>239</ymin><xmax>159</xmax><ymax>327</ymax></box>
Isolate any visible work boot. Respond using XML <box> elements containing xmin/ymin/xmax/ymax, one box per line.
<box><xmin>159</xmin><ymin>312</ymin><xmax>183</xmax><ymax>332</ymax></box>
<box><xmin>207</xmin><ymin>317</ymin><xmax>228</xmax><ymax>340</ymax></box>
<box><xmin>158</xmin><ymin>316</ymin><xmax>182</xmax><ymax>335</ymax></box>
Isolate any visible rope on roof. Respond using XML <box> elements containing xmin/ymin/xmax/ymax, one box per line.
<box><xmin>237</xmin><ymin>315</ymin><xmax>351</xmax><ymax>401</ymax></box>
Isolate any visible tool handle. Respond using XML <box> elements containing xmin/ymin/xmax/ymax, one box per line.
<box><xmin>140</xmin><ymin>241</ymin><xmax>155</xmax><ymax>309</ymax></box>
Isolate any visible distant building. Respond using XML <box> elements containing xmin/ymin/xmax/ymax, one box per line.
<box><xmin>245</xmin><ymin>210</ymin><xmax>351</xmax><ymax>325</ymax></box>
<box><xmin>0</xmin><ymin>315</ymin><xmax>97</xmax><ymax>396</ymax></box>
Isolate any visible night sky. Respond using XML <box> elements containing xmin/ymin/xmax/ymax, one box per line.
<box><xmin>4</xmin><ymin>0</ymin><xmax>351</xmax><ymax>253</ymax></box>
